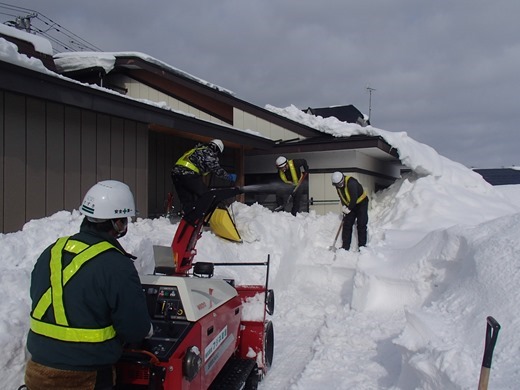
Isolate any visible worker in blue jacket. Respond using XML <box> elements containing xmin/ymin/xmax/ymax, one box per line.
<box><xmin>171</xmin><ymin>139</ymin><xmax>236</xmax><ymax>215</ymax></box>
<box><xmin>331</xmin><ymin>172</ymin><xmax>369</xmax><ymax>250</ymax></box>
<box><xmin>24</xmin><ymin>180</ymin><xmax>153</xmax><ymax>390</ymax></box>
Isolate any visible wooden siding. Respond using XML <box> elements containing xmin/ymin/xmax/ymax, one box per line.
<box><xmin>233</xmin><ymin>108</ymin><xmax>298</xmax><ymax>141</ymax></box>
<box><xmin>112</xmin><ymin>74</ymin><xmax>227</xmax><ymax>127</ymax></box>
<box><xmin>112</xmin><ymin>74</ymin><xmax>301</xmax><ymax>143</ymax></box>
<box><xmin>0</xmin><ymin>92</ymin><xmax>148</xmax><ymax>234</ymax></box>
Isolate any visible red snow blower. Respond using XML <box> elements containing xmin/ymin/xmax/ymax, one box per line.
<box><xmin>116</xmin><ymin>188</ymin><xmax>274</xmax><ymax>389</ymax></box>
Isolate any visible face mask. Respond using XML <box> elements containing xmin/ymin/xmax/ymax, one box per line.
<box><xmin>112</xmin><ymin>218</ymin><xmax>128</xmax><ymax>238</ymax></box>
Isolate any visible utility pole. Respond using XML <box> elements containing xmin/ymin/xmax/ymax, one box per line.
<box><xmin>366</xmin><ymin>86</ymin><xmax>376</xmax><ymax>121</ymax></box>
<box><xmin>10</xmin><ymin>13</ymin><xmax>38</xmax><ymax>32</ymax></box>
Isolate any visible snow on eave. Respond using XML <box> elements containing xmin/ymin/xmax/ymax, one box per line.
<box><xmin>265</xmin><ymin>104</ymin><xmax>491</xmax><ymax>189</ymax></box>
<box><xmin>0</xmin><ymin>24</ymin><xmax>53</xmax><ymax>55</ymax></box>
<box><xmin>0</xmin><ymin>38</ymin><xmax>266</xmax><ymax>141</ymax></box>
<box><xmin>54</xmin><ymin>51</ymin><xmax>234</xmax><ymax>96</ymax></box>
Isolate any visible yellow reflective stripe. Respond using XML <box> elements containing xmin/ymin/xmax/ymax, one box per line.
<box><xmin>338</xmin><ymin>176</ymin><xmax>367</xmax><ymax>205</ymax></box>
<box><xmin>279</xmin><ymin>160</ymin><xmax>299</xmax><ymax>185</ymax></box>
<box><xmin>287</xmin><ymin>161</ymin><xmax>299</xmax><ymax>185</ymax></box>
<box><xmin>175</xmin><ymin>147</ymin><xmax>201</xmax><ymax>174</ymax></box>
<box><xmin>32</xmin><ymin>240</ymin><xmax>120</xmax><ymax>323</ymax></box>
<box><xmin>31</xmin><ymin>317</ymin><xmax>116</xmax><ymax>343</ymax></box>
<box><xmin>32</xmin><ymin>291</ymin><xmax>51</xmax><ymax>320</ymax></box>
<box><xmin>62</xmin><ymin>241</ymin><xmax>118</xmax><ymax>283</ymax></box>
<box><xmin>357</xmin><ymin>191</ymin><xmax>367</xmax><ymax>204</ymax></box>
<box><xmin>65</xmin><ymin>240</ymin><xmax>89</xmax><ymax>254</ymax></box>
<box><xmin>50</xmin><ymin>237</ymin><xmax>68</xmax><ymax>326</ymax></box>
<box><xmin>338</xmin><ymin>176</ymin><xmax>351</xmax><ymax>205</ymax></box>
<box><xmin>278</xmin><ymin>170</ymin><xmax>289</xmax><ymax>184</ymax></box>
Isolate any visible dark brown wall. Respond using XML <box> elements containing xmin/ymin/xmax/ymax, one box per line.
<box><xmin>0</xmin><ymin>91</ymin><xmax>148</xmax><ymax>233</ymax></box>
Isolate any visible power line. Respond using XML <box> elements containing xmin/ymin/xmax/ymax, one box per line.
<box><xmin>0</xmin><ymin>3</ymin><xmax>102</xmax><ymax>53</ymax></box>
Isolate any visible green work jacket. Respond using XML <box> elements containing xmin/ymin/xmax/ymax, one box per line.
<box><xmin>27</xmin><ymin>221</ymin><xmax>151</xmax><ymax>371</ymax></box>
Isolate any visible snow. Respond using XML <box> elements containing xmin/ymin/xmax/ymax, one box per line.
<box><xmin>3</xmin><ymin>154</ymin><xmax>520</xmax><ymax>390</ymax></box>
<box><xmin>2</xmin><ymin>28</ymin><xmax>520</xmax><ymax>390</ymax></box>
<box><xmin>0</xmin><ymin>23</ymin><xmax>53</xmax><ymax>55</ymax></box>
<box><xmin>54</xmin><ymin>51</ymin><xmax>234</xmax><ymax>94</ymax></box>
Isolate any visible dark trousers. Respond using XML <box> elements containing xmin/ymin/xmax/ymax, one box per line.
<box><xmin>342</xmin><ymin>198</ymin><xmax>368</xmax><ymax>250</ymax></box>
<box><xmin>171</xmin><ymin>174</ymin><xmax>207</xmax><ymax>214</ymax></box>
<box><xmin>276</xmin><ymin>189</ymin><xmax>302</xmax><ymax>216</ymax></box>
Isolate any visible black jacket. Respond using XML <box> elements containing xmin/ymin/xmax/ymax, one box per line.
<box><xmin>27</xmin><ymin>221</ymin><xmax>151</xmax><ymax>371</ymax></box>
<box><xmin>172</xmin><ymin>143</ymin><xmax>229</xmax><ymax>178</ymax></box>
<box><xmin>337</xmin><ymin>176</ymin><xmax>366</xmax><ymax>210</ymax></box>
<box><xmin>278</xmin><ymin>159</ymin><xmax>309</xmax><ymax>184</ymax></box>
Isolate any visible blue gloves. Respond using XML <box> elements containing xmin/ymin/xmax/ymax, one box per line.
<box><xmin>227</xmin><ymin>173</ymin><xmax>237</xmax><ymax>182</ymax></box>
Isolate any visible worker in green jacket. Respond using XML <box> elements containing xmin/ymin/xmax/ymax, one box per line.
<box><xmin>24</xmin><ymin>180</ymin><xmax>152</xmax><ymax>390</ymax></box>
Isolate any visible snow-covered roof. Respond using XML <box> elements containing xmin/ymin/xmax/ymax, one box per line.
<box><xmin>54</xmin><ymin>51</ymin><xmax>234</xmax><ymax>95</ymax></box>
<box><xmin>0</xmin><ymin>23</ymin><xmax>52</xmax><ymax>55</ymax></box>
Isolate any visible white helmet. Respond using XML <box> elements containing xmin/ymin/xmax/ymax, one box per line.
<box><xmin>331</xmin><ymin>172</ymin><xmax>345</xmax><ymax>187</ymax></box>
<box><xmin>275</xmin><ymin>156</ymin><xmax>288</xmax><ymax>169</ymax></box>
<box><xmin>80</xmin><ymin>180</ymin><xmax>136</xmax><ymax>220</ymax></box>
<box><xmin>210</xmin><ymin>139</ymin><xmax>224</xmax><ymax>153</ymax></box>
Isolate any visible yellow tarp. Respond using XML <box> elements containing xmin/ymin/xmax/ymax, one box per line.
<box><xmin>209</xmin><ymin>207</ymin><xmax>242</xmax><ymax>242</ymax></box>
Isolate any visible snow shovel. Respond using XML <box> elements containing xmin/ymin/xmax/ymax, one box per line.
<box><xmin>328</xmin><ymin>221</ymin><xmax>343</xmax><ymax>252</ymax></box>
<box><xmin>274</xmin><ymin>172</ymin><xmax>308</xmax><ymax>212</ymax></box>
<box><xmin>478</xmin><ymin>316</ymin><xmax>501</xmax><ymax>390</ymax></box>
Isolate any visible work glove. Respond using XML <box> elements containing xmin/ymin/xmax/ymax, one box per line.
<box><xmin>342</xmin><ymin>205</ymin><xmax>351</xmax><ymax>215</ymax></box>
<box><xmin>227</xmin><ymin>173</ymin><xmax>237</xmax><ymax>182</ymax></box>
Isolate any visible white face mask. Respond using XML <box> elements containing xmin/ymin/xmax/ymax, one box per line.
<box><xmin>112</xmin><ymin>218</ymin><xmax>128</xmax><ymax>238</ymax></box>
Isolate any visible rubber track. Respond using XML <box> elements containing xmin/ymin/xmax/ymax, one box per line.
<box><xmin>209</xmin><ymin>357</ymin><xmax>256</xmax><ymax>390</ymax></box>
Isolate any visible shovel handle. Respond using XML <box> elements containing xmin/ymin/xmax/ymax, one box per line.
<box><xmin>278</xmin><ymin>172</ymin><xmax>308</xmax><ymax>211</ymax></box>
<box><xmin>482</xmin><ymin>316</ymin><xmax>501</xmax><ymax>368</ymax></box>
<box><xmin>478</xmin><ymin>316</ymin><xmax>501</xmax><ymax>390</ymax></box>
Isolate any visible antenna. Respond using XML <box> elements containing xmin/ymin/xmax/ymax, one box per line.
<box><xmin>11</xmin><ymin>12</ymin><xmax>37</xmax><ymax>32</ymax></box>
<box><xmin>366</xmin><ymin>86</ymin><xmax>376</xmax><ymax>121</ymax></box>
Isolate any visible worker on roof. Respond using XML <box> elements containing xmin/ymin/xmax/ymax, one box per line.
<box><xmin>171</xmin><ymin>139</ymin><xmax>236</xmax><ymax>215</ymax></box>
<box><xmin>275</xmin><ymin>156</ymin><xmax>309</xmax><ymax>216</ymax></box>
<box><xmin>24</xmin><ymin>180</ymin><xmax>153</xmax><ymax>390</ymax></box>
<box><xmin>331</xmin><ymin>172</ymin><xmax>369</xmax><ymax>251</ymax></box>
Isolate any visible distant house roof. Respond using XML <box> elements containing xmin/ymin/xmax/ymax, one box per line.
<box><xmin>473</xmin><ymin>168</ymin><xmax>520</xmax><ymax>185</ymax></box>
<box><xmin>304</xmin><ymin>105</ymin><xmax>370</xmax><ymax>127</ymax></box>
<box><xmin>0</xmin><ymin>24</ymin><xmax>55</xmax><ymax>70</ymax></box>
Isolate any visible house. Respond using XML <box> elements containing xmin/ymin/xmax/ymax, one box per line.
<box><xmin>304</xmin><ymin>105</ymin><xmax>370</xmax><ymax>127</ymax></box>
<box><xmin>0</xmin><ymin>25</ymin><xmax>401</xmax><ymax>233</ymax></box>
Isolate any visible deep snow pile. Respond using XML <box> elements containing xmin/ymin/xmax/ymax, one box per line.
<box><xmin>1</xmin><ymin>174</ymin><xmax>520</xmax><ymax>389</ymax></box>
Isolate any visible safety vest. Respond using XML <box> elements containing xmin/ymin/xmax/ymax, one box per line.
<box><xmin>175</xmin><ymin>146</ymin><xmax>206</xmax><ymax>174</ymax></box>
<box><xmin>30</xmin><ymin>236</ymin><xmax>122</xmax><ymax>343</ymax></box>
<box><xmin>337</xmin><ymin>176</ymin><xmax>367</xmax><ymax>205</ymax></box>
<box><xmin>279</xmin><ymin>160</ymin><xmax>300</xmax><ymax>185</ymax></box>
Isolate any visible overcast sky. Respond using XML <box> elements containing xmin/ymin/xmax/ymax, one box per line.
<box><xmin>2</xmin><ymin>1</ymin><xmax>519</xmax><ymax>168</ymax></box>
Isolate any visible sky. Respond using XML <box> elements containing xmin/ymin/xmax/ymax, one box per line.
<box><xmin>1</xmin><ymin>1</ymin><xmax>520</xmax><ymax>168</ymax></box>
<box><xmin>2</xmin><ymin>39</ymin><xmax>520</xmax><ymax>388</ymax></box>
